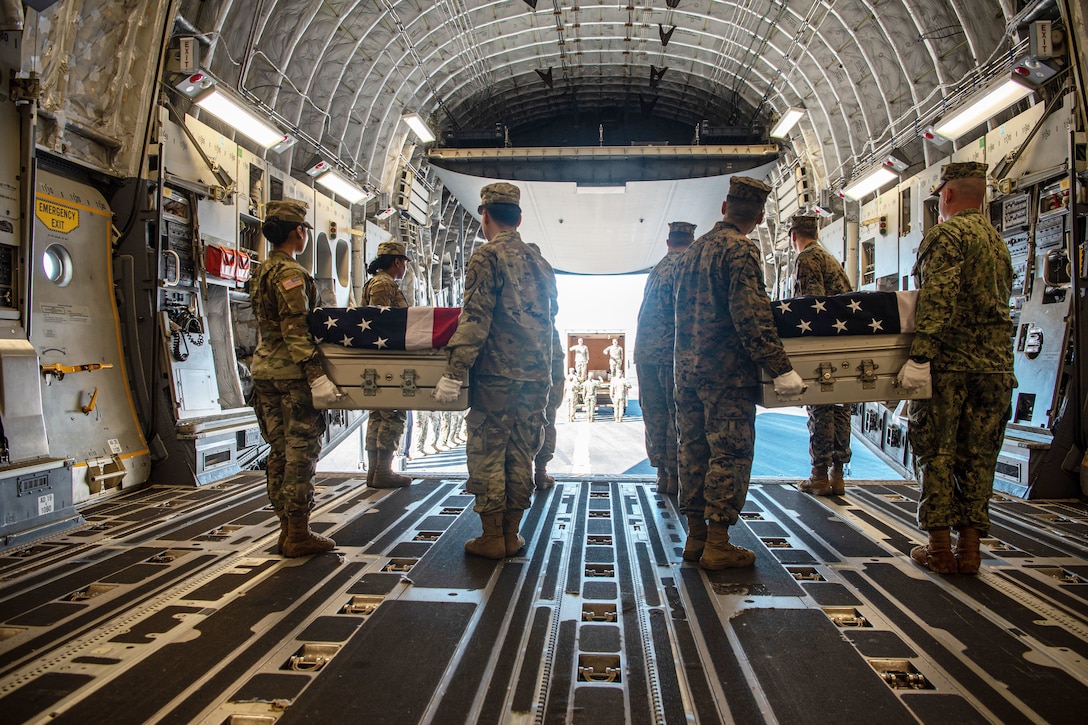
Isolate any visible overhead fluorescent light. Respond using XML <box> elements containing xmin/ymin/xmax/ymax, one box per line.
<box><xmin>194</xmin><ymin>87</ymin><xmax>285</xmax><ymax>148</ymax></box>
<box><xmin>931</xmin><ymin>76</ymin><xmax>1034</xmax><ymax>141</ymax></box>
<box><xmin>575</xmin><ymin>185</ymin><xmax>626</xmax><ymax>195</ymax></box>
<box><xmin>769</xmin><ymin>108</ymin><xmax>804</xmax><ymax>138</ymax></box>
<box><xmin>315</xmin><ymin>170</ymin><xmax>372</xmax><ymax>205</ymax></box>
<box><xmin>403</xmin><ymin>113</ymin><xmax>436</xmax><ymax>143</ymax></box>
<box><xmin>841</xmin><ymin>166</ymin><xmax>898</xmax><ymax>200</ymax></box>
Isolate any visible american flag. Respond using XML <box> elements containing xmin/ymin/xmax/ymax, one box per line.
<box><xmin>772</xmin><ymin>291</ymin><xmax>917</xmax><ymax>338</ymax></box>
<box><xmin>308</xmin><ymin>306</ymin><xmax>461</xmax><ymax>350</ymax></box>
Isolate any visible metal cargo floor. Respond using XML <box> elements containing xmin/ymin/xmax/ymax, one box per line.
<box><xmin>1</xmin><ymin>473</ymin><xmax>1087</xmax><ymax>724</ymax></box>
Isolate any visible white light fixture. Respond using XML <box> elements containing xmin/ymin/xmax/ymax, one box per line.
<box><xmin>769</xmin><ymin>108</ymin><xmax>804</xmax><ymax>138</ymax></box>
<box><xmin>403</xmin><ymin>113</ymin><xmax>436</xmax><ymax>143</ymax></box>
<box><xmin>931</xmin><ymin>76</ymin><xmax>1034</xmax><ymax>141</ymax></box>
<box><xmin>306</xmin><ymin>161</ymin><xmax>372</xmax><ymax>204</ymax></box>
<box><xmin>841</xmin><ymin>166</ymin><xmax>898</xmax><ymax>200</ymax></box>
<box><xmin>375</xmin><ymin>207</ymin><xmax>397</xmax><ymax>221</ymax></box>
<box><xmin>194</xmin><ymin>87</ymin><xmax>286</xmax><ymax>148</ymax></box>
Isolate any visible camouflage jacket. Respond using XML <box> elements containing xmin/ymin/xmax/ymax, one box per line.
<box><xmin>250</xmin><ymin>249</ymin><xmax>324</xmax><ymax>383</ymax></box>
<box><xmin>911</xmin><ymin>208</ymin><xmax>1013</xmax><ymax>372</ymax></box>
<box><xmin>674</xmin><ymin>220</ymin><xmax>793</xmax><ymax>386</ymax></box>
<box><xmin>360</xmin><ymin>270</ymin><xmax>408</xmax><ymax>308</ymax></box>
<box><xmin>634</xmin><ymin>248</ymin><xmax>685</xmax><ymax>364</ymax></box>
<box><xmin>794</xmin><ymin>243</ymin><xmax>851</xmax><ymax>296</ymax></box>
<box><xmin>444</xmin><ymin>229</ymin><xmax>557</xmax><ymax>382</ymax></box>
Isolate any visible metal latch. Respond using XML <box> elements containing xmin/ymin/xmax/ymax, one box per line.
<box><xmin>817</xmin><ymin>362</ymin><xmax>836</xmax><ymax>390</ymax></box>
<box><xmin>362</xmin><ymin>368</ymin><xmax>378</xmax><ymax>396</ymax></box>
<box><xmin>287</xmin><ymin>644</ymin><xmax>339</xmax><ymax>672</ymax></box>
<box><xmin>401</xmin><ymin>368</ymin><xmax>417</xmax><ymax>397</ymax></box>
<box><xmin>578</xmin><ymin>655</ymin><xmax>622</xmax><ymax>683</ymax></box>
<box><xmin>858</xmin><ymin>359</ymin><xmax>878</xmax><ymax>389</ymax></box>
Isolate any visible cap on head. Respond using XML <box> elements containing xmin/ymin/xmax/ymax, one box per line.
<box><xmin>930</xmin><ymin>161</ymin><xmax>987</xmax><ymax>195</ymax></box>
<box><xmin>727</xmin><ymin>176</ymin><xmax>773</xmax><ymax>204</ymax></box>
<box><xmin>668</xmin><ymin>221</ymin><xmax>696</xmax><ymax>237</ymax></box>
<box><xmin>376</xmin><ymin>241</ymin><xmax>408</xmax><ymax>258</ymax></box>
<box><xmin>265</xmin><ymin>198</ymin><xmax>312</xmax><ymax>228</ymax></box>
<box><xmin>479</xmin><ymin>182</ymin><xmax>521</xmax><ymax>208</ymax></box>
<box><xmin>790</xmin><ymin>215</ymin><xmax>818</xmax><ymax>236</ymax></box>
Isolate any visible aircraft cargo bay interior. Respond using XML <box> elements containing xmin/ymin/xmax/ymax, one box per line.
<box><xmin>1</xmin><ymin>1</ymin><xmax>1088</xmax><ymax>723</ymax></box>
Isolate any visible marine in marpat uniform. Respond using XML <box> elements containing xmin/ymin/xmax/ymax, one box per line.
<box><xmin>635</xmin><ymin>221</ymin><xmax>695</xmax><ymax>494</ymax></box>
<box><xmin>790</xmin><ymin>214</ymin><xmax>854</xmax><ymax>496</ymax></box>
<box><xmin>570</xmin><ymin>337</ymin><xmax>589</xmax><ymax>381</ymax></box>
<box><xmin>896</xmin><ymin>161</ymin><xmax>1015</xmax><ymax>575</ymax></box>
<box><xmin>360</xmin><ymin>241</ymin><xmax>414</xmax><ymax>488</ymax></box>
<box><xmin>250</xmin><ymin>199</ymin><xmax>344</xmax><ymax>558</ymax></box>
<box><xmin>603</xmin><ymin>338</ymin><xmax>624</xmax><ymax>378</ymax></box>
<box><xmin>673</xmin><ymin>177</ymin><xmax>804</xmax><ymax>569</ymax></box>
<box><xmin>433</xmin><ymin>182</ymin><xmax>557</xmax><ymax>559</ymax></box>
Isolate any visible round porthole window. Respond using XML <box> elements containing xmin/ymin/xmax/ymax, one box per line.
<box><xmin>42</xmin><ymin>244</ymin><xmax>73</xmax><ymax>286</ymax></box>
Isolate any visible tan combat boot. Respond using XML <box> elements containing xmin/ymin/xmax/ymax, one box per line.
<box><xmin>829</xmin><ymin>462</ymin><xmax>846</xmax><ymax>495</ymax></box>
<box><xmin>503</xmin><ymin>509</ymin><xmax>526</xmax><ymax>556</ymax></box>
<box><xmin>365</xmin><ymin>448</ymin><xmax>377</xmax><ymax>487</ymax></box>
<box><xmin>699</xmin><ymin>521</ymin><xmax>756</xmax><ymax>569</ymax></box>
<box><xmin>282</xmin><ymin>514</ymin><xmax>336</xmax><ymax>558</ymax></box>
<box><xmin>910</xmin><ymin>527</ymin><xmax>957</xmax><ymax>573</ymax></box>
<box><xmin>799</xmin><ymin>465</ymin><xmax>833</xmax><ymax>496</ymax></box>
<box><xmin>682</xmin><ymin>515</ymin><xmax>708</xmax><ymax>562</ymax></box>
<box><xmin>955</xmin><ymin>526</ymin><xmax>982</xmax><ymax>575</ymax></box>
<box><xmin>277</xmin><ymin>514</ymin><xmax>288</xmax><ymax>554</ymax></box>
<box><xmin>464</xmin><ymin>511</ymin><xmax>507</xmax><ymax>559</ymax></box>
<box><xmin>370</xmin><ymin>449</ymin><xmax>412</xmax><ymax>488</ymax></box>
<box><xmin>534</xmin><ymin>467</ymin><xmax>555</xmax><ymax>489</ymax></box>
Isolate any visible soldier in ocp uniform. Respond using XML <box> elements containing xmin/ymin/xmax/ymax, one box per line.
<box><xmin>673</xmin><ymin>177</ymin><xmax>804</xmax><ymax>569</ymax></box>
<box><xmin>570</xmin><ymin>337</ymin><xmax>589</xmax><ymax>381</ymax></box>
<box><xmin>583</xmin><ymin>372</ymin><xmax>599</xmax><ymax>422</ymax></box>
<box><xmin>360</xmin><ymin>241</ymin><xmax>414</xmax><ymax>488</ymax></box>
<box><xmin>635</xmin><ymin>220</ymin><xmax>696</xmax><ymax>494</ymax></box>
<box><xmin>603</xmin><ymin>338</ymin><xmax>624</xmax><ymax>378</ymax></box>
<box><xmin>896</xmin><ymin>161</ymin><xmax>1014</xmax><ymax>575</ymax></box>
<box><xmin>527</xmin><ymin>242</ymin><xmax>564</xmax><ymax>490</ymax></box>
<box><xmin>433</xmin><ymin>183</ymin><xmax>557</xmax><ymax>559</ymax></box>
<box><xmin>250</xmin><ymin>199</ymin><xmax>344</xmax><ymax>558</ymax></box>
<box><xmin>790</xmin><ymin>214</ymin><xmax>854</xmax><ymax>496</ymax></box>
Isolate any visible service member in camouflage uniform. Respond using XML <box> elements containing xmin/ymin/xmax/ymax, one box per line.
<box><xmin>790</xmin><ymin>214</ymin><xmax>854</xmax><ymax>496</ymax></box>
<box><xmin>433</xmin><ymin>182</ymin><xmax>557</xmax><ymax>559</ymax></box>
<box><xmin>896</xmin><ymin>161</ymin><xmax>1014</xmax><ymax>575</ymax></box>
<box><xmin>250</xmin><ymin>199</ymin><xmax>344</xmax><ymax>558</ymax></box>
<box><xmin>673</xmin><ymin>177</ymin><xmax>804</xmax><ymax>569</ymax></box>
<box><xmin>527</xmin><ymin>242</ymin><xmax>564</xmax><ymax>490</ymax></box>
<box><xmin>360</xmin><ymin>241</ymin><xmax>414</xmax><ymax>488</ymax></box>
<box><xmin>563</xmin><ymin>368</ymin><xmax>579</xmax><ymax>422</ymax></box>
<box><xmin>583</xmin><ymin>373</ymin><xmax>599</xmax><ymax>422</ymax></box>
<box><xmin>603</xmin><ymin>338</ymin><xmax>624</xmax><ymax>378</ymax></box>
<box><xmin>635</xmin><ymin>221</ymin><xmax>695</xmax><ymax>494</ymax></box>
<box><xmin>609</xmin><ymin>373</ymin><xmax>630</xmax><ymax>422</ymax></box>
<box><xmin>570</xmin><ymin>338</ymin><xmax>590</xmax><ymax>381</ymax></box>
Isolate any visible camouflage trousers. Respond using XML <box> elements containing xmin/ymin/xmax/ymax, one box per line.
<box><xmin>909</xmin><ymin>372</ymin><xmax>1014</xmax><ymax>534</ymax></box>
<box><xmin>534</xmin><ymin>379</ymin><xmax>564</xmax><ymax>470</ymax></box>
<box><xmin>637</xmin><ymin>362</ymin><xmax>677</xmax><ymax>475</ymax></box>
<box><xmin>253</xmin><ymin>378</ymin><xmax>326</xmax><ymax>517</ymax></box>
<box><xmin>575</xmin><ymin>361</ymin><xmax>587</xmax><ymax>381</ymax></box>
<box><xmin>465</xmin><ymin>375</ymin><xmax>549</xmax><ymax>514</ymax></box>
<box><xmin>807</xmin><ymin>404</ymin><xmax>852</xmax><ymax>468</ymax></box>
<box><xmin>674</xmin><ymin>383</ymin><xmax>757</xmax><ymax>525</ymax></box>
<box><xmin>365</xmin><ymin>408</ymin><xmax>406</xmax><ymax>451</ymax></box>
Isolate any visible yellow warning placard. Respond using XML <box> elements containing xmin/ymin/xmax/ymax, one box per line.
<box><xmin>36</xmin><ymin>199</ymin><xmax>79</xmax><ymax>234</ymax></box>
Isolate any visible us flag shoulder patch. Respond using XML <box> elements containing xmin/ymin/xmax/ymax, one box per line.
<box><xmin>282</xmin><ymin>277</ymin><xmax>303</xmax><ymax>291</ymax></box>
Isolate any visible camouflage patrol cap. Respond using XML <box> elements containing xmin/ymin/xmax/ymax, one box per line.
<box><xmin>265</xmin><ymin>198</ymin><xmax>312</xmax><ymax>228</ymax></box>
<box><xmin>790</xmin><ymin>215</ymin><xmax>818</xmax><ymax>235</ymax></box>
<box><xmin>668</xmin><ymin>221</ymin><xmax>696</xmax><ymax>237</ymax></box>
<box><xmin>376</xmin><ymin>241</ymin><xmax>408</xmax><ymax>258</ymax></box>
<box><xmin>479</xmin><ymin>182</ymin><xmax>521</xmax><ymax>208</ymax></box>
<box><xmin>727</xmin><ymin>176</ymin><xmax>773</xmax><ymax>204</ymax></box>
<box><xmin>931</xmin><ymin>161</ymin><xmax>987</xmax><ymax>195</ymax></box>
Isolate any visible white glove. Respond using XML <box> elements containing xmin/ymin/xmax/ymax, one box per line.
<box><xmin>897</xmin><ymin>359</ymin><xmax>931</xmax><ymax>391</ymax></box>
<box><xmin>433</xmin><ymin>375</ymin><xmax>462</xmax><ymax>403</ymax></box>
<box><xmin>310</xmin><ymin>374</ymin><xmax>345</xmax><ymax>408</ymax></box>
<box><xmin>773</xmin><ymin>369</ymin><xmax>806</xmax><ymax>401</ymax></box>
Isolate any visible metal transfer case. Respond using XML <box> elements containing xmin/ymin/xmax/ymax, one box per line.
<box><xmin>759</xmin><ymin>334</ymin><xmax>931</xmax><ymax>408</ymax></box>
<box><xmin>318</xmin><ymin>345</ymin><xmax>470</xmax><ymax>411</ymax></box>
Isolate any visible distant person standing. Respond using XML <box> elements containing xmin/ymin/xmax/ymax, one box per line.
<box><xmin>790</xmin><ymin>214</ymin><xmax>853</xmax><ymax>496</ymax></box>
<box><xmin>583</xmin><ymin>372</ymin><xmax>599</xmax><ymax>422</ymax></box>
<box><xmin>433</xmin><ymin>183</ymin><xmax>557</xmax><ymax>560</ymax></box>
<box><xmin>570</xmin><ymin>337</ymin><xmax>589</xmax><ymax>381</ymax></box>
<box><xmin>673</xmin><ymin>177</ymin><xmax>803</xmax><ymax>569</ymax></box>
<box><xmin>250</xmin><ymin>199</ymin><xmax>343</xmax><ymax>558</ymax></box>
<box><xmin>360</xmin><ymin>241</ymin><xmax>413</xmax><ymax>489</ymax></box>
<box><xmin>896</xmin><ymin>161</ymin><xmax>1014</xmax><ymax>576</ymax></box>
<box><xmin>603</xmin><ymin>338</ymin><xmax>624</xmax><ymax>378</ymax></box>
<box><xmin>609</xmin><ymin>373</ymin><xmax>630</xmax><ymax>422</ymax></box>
<box><xmin>563</xmin><ymin>368</ymin><xmax>579</xmax><ymax>422</ymax></box>
<box><xmin>635</xmin><ymin>221</ymin><xmax>695</xmax><ymax>494</ymax></box>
